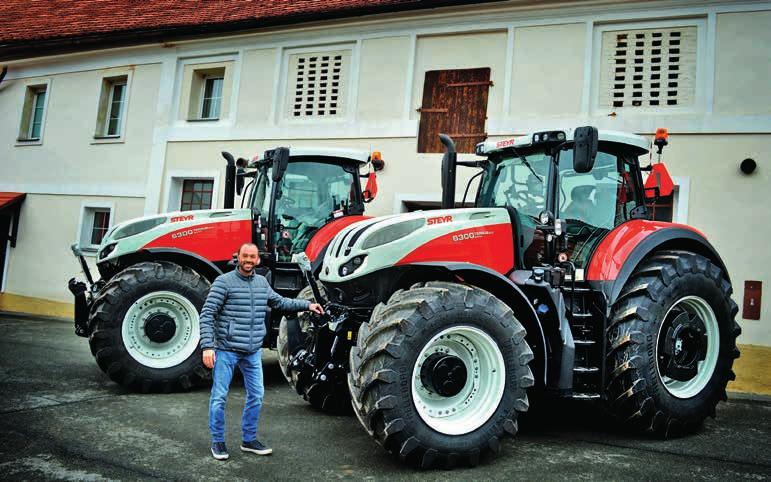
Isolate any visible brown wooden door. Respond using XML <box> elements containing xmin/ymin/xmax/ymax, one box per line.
<box><xmin>417</xmin><ymin>67</ymin><xmax>491</xmax><ymax>153</ymax></box>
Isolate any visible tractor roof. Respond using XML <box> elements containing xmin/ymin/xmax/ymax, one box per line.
<box><xmin>289</xmin><ymin>147</ymin><xmax>370</xmax><ymax>165</ymax></box>
<box><xmin>477</xmin><ymin>128</ymin><xmax>650</xmax><ymax>156</ymax></box>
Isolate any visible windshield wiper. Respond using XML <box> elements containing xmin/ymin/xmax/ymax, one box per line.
<box><xmin>511</xmin><ymin>147</ymin><xmax>543</xmax><ymax>183</ymax></box>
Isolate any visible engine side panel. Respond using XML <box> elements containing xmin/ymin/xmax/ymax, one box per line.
<box><xmin>396</xmin><ymin>223</ymin><xmax>514</xmax><ymax>275</ymax></box>
<box><xmin>143</xmin><ymin>219</ymin><xmax>252</xmax><ymax>264</ymax></box>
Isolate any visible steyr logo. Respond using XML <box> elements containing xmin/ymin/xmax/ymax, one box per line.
<box><xmin>170</xmin><ymin>215</ymin><xmax>194</xmax><ymax>223</ymax></box>
<box><xmin>427</xmin><ymin>215</ymin><xmax>453</xmax><ymax>225</ymax></box>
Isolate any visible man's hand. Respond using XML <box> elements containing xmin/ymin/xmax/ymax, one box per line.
<box><xmin>309</xmin><ymin>303</ymin><xmax>325</xmax><ymax>315</ymax></box>
<box><xmin>202</xmin><ymin>349</ymin><xmax>216</xmax><ymax>369</ymax></box>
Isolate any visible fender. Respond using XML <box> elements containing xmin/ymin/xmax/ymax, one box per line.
<box><xmin>586</xmin><ymin>220</ymin><xmax>729</xmax><ymax>304</ymax></box>
<box><xmin>119</xmin><ymin>248</ymin><xmax>224</xmax><ymax>282</ymax></box>
<box><xmin>411</xmin><ymin>262</ymin><xmax>548</xmax><ymax>386</ymax></box>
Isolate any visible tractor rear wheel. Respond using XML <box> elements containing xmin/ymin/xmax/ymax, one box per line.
<box><xmin>277</xmin><ymin>285</ymin><xmax>350</xmax><ymax>413</ymax></box>
<box><xmin>605</xmin><ymin>250</ymin><xmax>741</xmax><ymax>436</ymax></box>
<box><xmin>349</xmin><ymin>282</ymin><xmax>534</xmax><ymax>469</ymax></box>
<box><xmin>88</xmin><ymin>261</ymin><xmax>211</xmax><ymax>392</ymax></box>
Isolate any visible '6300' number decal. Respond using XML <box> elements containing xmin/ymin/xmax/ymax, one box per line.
<box><xmin>452</xmin><ymin>230</ymin><xmax>492</xmax><ymax>242</ymax></box>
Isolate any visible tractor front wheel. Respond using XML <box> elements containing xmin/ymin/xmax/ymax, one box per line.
<box><xmin>349</xmin><ymin>282</ymin><xmax>534</xmax><ymax>469</ymax></box>
<box><xmin>88</xmin><ymin>261</ymin><xmax>211</xmax><ymax>392</ymax></box>
<box><xmin>605</xmin><ymin>250</ymin><xmax>741</xmax><ymax>435</ymax></box>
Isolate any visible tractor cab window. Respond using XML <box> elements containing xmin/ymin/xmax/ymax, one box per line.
<box><xmin>477</xmin><ymin>151</ymin><xmax>550</xmax><ymax>268</ymax></box>
<box><xmin>557</xmin><ymin>147</ymin><xmax>639</xmax><ymax>268</ymax></box>
<box><xmin>477</xmin><ymin>152</ymin><xmax>550</xmax><ymax>218</ymax></box>
<box><xmin>271</xmin><ymin>160</ymin><xmax>359</xmax><ymax>262</ymax></box>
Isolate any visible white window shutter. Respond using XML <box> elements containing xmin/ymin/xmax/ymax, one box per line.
<box><xmin>600</xmin><ymin>27</ymin><xmax>697</xmax><ymax>109</ymax></box>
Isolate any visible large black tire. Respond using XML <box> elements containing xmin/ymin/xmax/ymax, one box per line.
<box><xmin>605</xmin><ymin>250</ymin><xmax>741</xmax><ymax>436</ymax></box>
<box><xmin>349</xmin><ymin>281</ymin><xmax>534</xmax><ymax>469</ymax></box>
<box><xmin>88</xmin><ymin>261</ymin><xmax>211</xmax><ymax>393</ymax></box>
<box><xmin>277</xmin><ymin>285</ymin><xmax>351</xmax><ymax>413</ymax></box>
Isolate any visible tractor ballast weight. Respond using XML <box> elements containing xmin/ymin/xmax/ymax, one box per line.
<box><xmin>68</xmin><ymin>146</ymin><xmax>382</xmax><ymax>392</ymax></box>
<box><xmin>282</xmin><ymin>127</ymin><xmax>740</xmax><ymax>469</ymax></box>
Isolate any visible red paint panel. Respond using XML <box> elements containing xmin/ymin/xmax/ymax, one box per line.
<box><xmin>396</xmin><ymin>223</ymin><xmax>514</xmax><ymax>275</ymax></box>
<box><xmin>143</xmin><ymin>219</ymin><xmax>252</xmax><ymax>262</ymax></box>
<box><xmin>586</xmin><ymin>220</ymin><xmax>705</xmax><ymax>281</ymax></box>
<box><xmin>305</xmin><ymin>215</ymin><xmax>370</xmax><ymax>262</ymax></box>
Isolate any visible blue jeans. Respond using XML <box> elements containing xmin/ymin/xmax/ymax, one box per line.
<box><xmin>209</xmin><ymin>349</ymin><xmax>264</xmax><ymax>443</ymax></box>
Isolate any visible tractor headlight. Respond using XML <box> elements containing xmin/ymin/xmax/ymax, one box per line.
<box><xmin>361</xmin><ymin>218</ymin><xmax>425</xmax><ymax>250</ymax></box>
<box><xmin>112</xmin><ymin>217</ymin><xmax>166</xmax><ymax>240</ymax></box>
<box><xmin>99</xmin><ymin>242</ymin><xmax>117</xmax><ymax>260</ymax></box>
<box><xmin>339</xmin><ymin>255</ymin><xmax>367</xmax><ymax>277</ymax></box>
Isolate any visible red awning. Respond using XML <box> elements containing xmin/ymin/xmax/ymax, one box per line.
<box><xmin>0</xmin><ymin>192</ymin><xmax>25</xmax><ymax>211</ymax></box>
<box><xmin>0</xmin><ymin>192</ymin><xmax>26</xmax><ymax>248</ymax></box>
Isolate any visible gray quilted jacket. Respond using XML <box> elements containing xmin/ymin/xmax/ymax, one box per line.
<box><xmin>199</xmin><ymin>269</ymin><xmax>311</xmax><ymax>353</ymax></box>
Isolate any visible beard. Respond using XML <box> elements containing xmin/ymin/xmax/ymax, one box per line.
<box><xmin>239</xmin><ymin>261</ymin><xmax>255</xmax><ymax>273</ymax></box>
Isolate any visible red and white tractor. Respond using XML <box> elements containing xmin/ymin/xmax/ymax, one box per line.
<box><xmin>68</xmin><ymin>146</ymin><xmax>383</xmax><ymax>392</ymax></box>
<box><xmin>281</xmin><ymin>127</ymin><xmax>741</xmax><ymax>468</ymax></box>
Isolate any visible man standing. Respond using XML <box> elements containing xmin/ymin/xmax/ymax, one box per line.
<box><xmin>199</xmin><ymin>243</ymin><xmax>324</xmax><ymax>460</ymax></box>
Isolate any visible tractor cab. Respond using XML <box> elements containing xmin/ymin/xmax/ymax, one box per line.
<box><xmin>472</xmin><ymin>128</ymin><xmax>651</xmax><ymax>272</ymax></box>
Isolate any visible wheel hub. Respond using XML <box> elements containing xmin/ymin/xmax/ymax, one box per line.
<box><xmin>144</xmin><ymin>313</ymin><xmax>177</xmax><ymax>343</ymax></box>
<box><xmin>658</xmin><ymin>309</ymin><xmax>707</xmax><ymax>382</ymax></box>
<box><xmin>420</xmin><ymin>353</ymin><xmax>468</xmax><ymax>397</ymax></box>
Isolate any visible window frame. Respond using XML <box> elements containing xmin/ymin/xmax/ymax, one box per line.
<box><xmin>92</xmin><ymin>72</ymin><xmax>132</xmax><ymax>143</ymax></box>
<box><xmin>164</xmin><ymin>170</ymin><xmax>220</xmax><ymax>213</ymax></box>
<box><xmin>104</xmin><ymin>80</ymin><xmax>128</xmax><ymax>137</ymax></box>
<box><xmin>279</xmin><ymin>43</ymin><xmax>357</xmax><ymax>124</ymax></box>
<box><xmin>16</xmin><ymin>80</ymin><xmax>51</xmax><ymax>145</ymax></box>
<box><xmin>591</xmin><ymin>18</ymin><xmax>708</xmax><ymax>116</ymax></box>
<box><xmin>180</xmin><ymin>179</ymin><xmax>215</xmax><ymax>211</ymax></box>
<box><xmin>198</xmin><ymin>75</ymin><xmax>224</xmax><ymax>120</ymax></box>
<box><xmin>76</xmin><ymin>201</ymin><xmax>115</xmax><ymax>254</ymax></box>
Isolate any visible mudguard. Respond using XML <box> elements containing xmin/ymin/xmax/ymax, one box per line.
<box><xmin>586</xmin><ymin>220</ymin><xmax>729</xmax><ymax>304</ymax></box>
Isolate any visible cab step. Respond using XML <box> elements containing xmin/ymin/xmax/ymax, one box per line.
<box><xmin>574</xmin><ymin>339</ymin><xmax>596</xmax><ymax>346</ymax></box>
<box><xmin>572</xmin><ymin>392</ymin><xmax>601</xmax><ymax>400</ymax></box>
<box><xmin>573</xmin><ymin>366</ymin><xmax>599</xmax><ymax>374</ymax></box>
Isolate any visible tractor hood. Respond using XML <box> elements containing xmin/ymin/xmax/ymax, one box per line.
<box><xmin>319</xmin><ymin>207</ymin><xmax>514</xmax><ymax>284</ymax></box>
<box><xmin>96</xmin><ymin>208</ymin><xmax>252</xmax><ymax>263</ymax></box>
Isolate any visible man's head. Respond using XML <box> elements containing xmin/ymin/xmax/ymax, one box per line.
<box><xmin>237</xmin><ymin>243</ymin><xmax>260</xmax><ymax>275</ymax></box>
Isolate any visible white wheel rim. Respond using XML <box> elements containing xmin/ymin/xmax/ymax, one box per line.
<box><xmin>656</xmin><ymin>295</ymin><xmax>720</xmax><ymax>399</ymax></box>
<box><xmin>121</xmin><ymin>291</ymin><xmax>200</xmax><ymax>369</ymax></box>
<box><xmin>411</xmin><ymin>325</ymin><xmax>506</xmax><ymax>435</ymax></box>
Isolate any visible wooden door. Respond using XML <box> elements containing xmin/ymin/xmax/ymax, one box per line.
<box><xmin>417</xmin><ymin>68</ymin><xmax>491</xmax><ymax>153</ymax></box>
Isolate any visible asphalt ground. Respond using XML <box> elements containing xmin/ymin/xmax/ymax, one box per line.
<box><xmin>1</xmin><ymin>316</ymin><xmax>769</xmax><ymax>481</ymax></box>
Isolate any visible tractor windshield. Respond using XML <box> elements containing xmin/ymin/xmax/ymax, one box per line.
<box><xmin>254</xmin><ymin>160</ymin><xmax>359</xmax><ymax>261</ymax></box>
<box><xmin>476</xmin><ymin>151</ymin><xmax>551</xmax><ymax>220</ymax></box>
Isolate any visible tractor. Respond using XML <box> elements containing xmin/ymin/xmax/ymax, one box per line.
<box><xmin>280</xmin><ymin>127</ymin><xmax>741</xmax><ymax>468</ymax></box>
<box><xmin>68</xmin><ymin>146</ymin><xmax>383</xmax><ymax>392</ymax></box>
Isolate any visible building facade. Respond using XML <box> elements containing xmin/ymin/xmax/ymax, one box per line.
<box><xmin>0</xmin><ymin>1</ymin><xmax>768</xmax><ymax>390</ymax></box>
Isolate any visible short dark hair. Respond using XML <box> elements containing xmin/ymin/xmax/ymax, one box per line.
<box><xmin>237</xmin><ymin>243</ymin><xmax>259</xmax><ymax>256</ymax></box>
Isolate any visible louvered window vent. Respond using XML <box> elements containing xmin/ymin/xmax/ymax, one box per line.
<box><xmin>287</xmin><ymin>50</ymin><xmax>350</xmax><ymax>118</ymax></box>
<box><xmin>600</xmin><ymin>27</ymin><xmax>696</xmax><ymax>108</ymax></box>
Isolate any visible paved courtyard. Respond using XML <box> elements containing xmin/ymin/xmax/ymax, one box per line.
<box><xmin>0</xmin><ymin>316</ymin><xmax>769</xmax><ymax>481</ymax></box>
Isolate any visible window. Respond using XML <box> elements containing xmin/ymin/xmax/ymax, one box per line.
<box><xmin>185</xmin><ymin>65</ymin><xmax>228</xmax><ymax>121</ymax></box>
<box><xmin>95</xmin><ymin>76</ymin><xmax>128</xmax><ymax>138</ymax></box>
<box><xmin>78</xmin><ymin>205</ymin><xmax>113</xmax><ymax>251</ymax></box>
<box><xmin>181</xmin><ymin>180</ymin><xmax>214</xmax><ymax>211</ymax></box>
<box><xmin>417</xmin><ymin>68</ymin><xmax>491</xmax><ymax>153</ymax></box>
<box><xmin>18</xmin><ymin>84</ymin><xmax>48</xmax><ymax>142</ymax></box>
<box><xmin>600</xmin><ymin>26</ymin><xmax>697</xmax><ymax>108</ymax></box>
<box><xmin>286</xmin><ymin>49</ymin><xmax>351</xmax><ymax>119</ymax></box>
<box><xmin>200</xmin><ymin>76</ymin><xmax>223</xmax><ymax>119</ymax></box>
<box><xmin>558</xmin><ymin>149</ymin><xmax>641</xmax><ymax>268</ymax></box>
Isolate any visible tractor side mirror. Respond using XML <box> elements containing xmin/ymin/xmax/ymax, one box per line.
<box><xmin>573</xmin><ymin>126</ymin><xmax>598</xmax><ymax>174</ymax></box>
<box><xmin>439</xmin><ymin>134</ymin><xmax>457</xmax><ymax>209</ymax></box>
<box><xmin>271</xmin><ymin>147</ymin><xmax>290</xmax><ymax>183</ymax></box>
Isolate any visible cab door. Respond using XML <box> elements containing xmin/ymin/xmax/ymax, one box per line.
<box><xmin>556</xmin><ymin>146</ymin><xmax>642</xmax><ymax>270</ymax></box>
